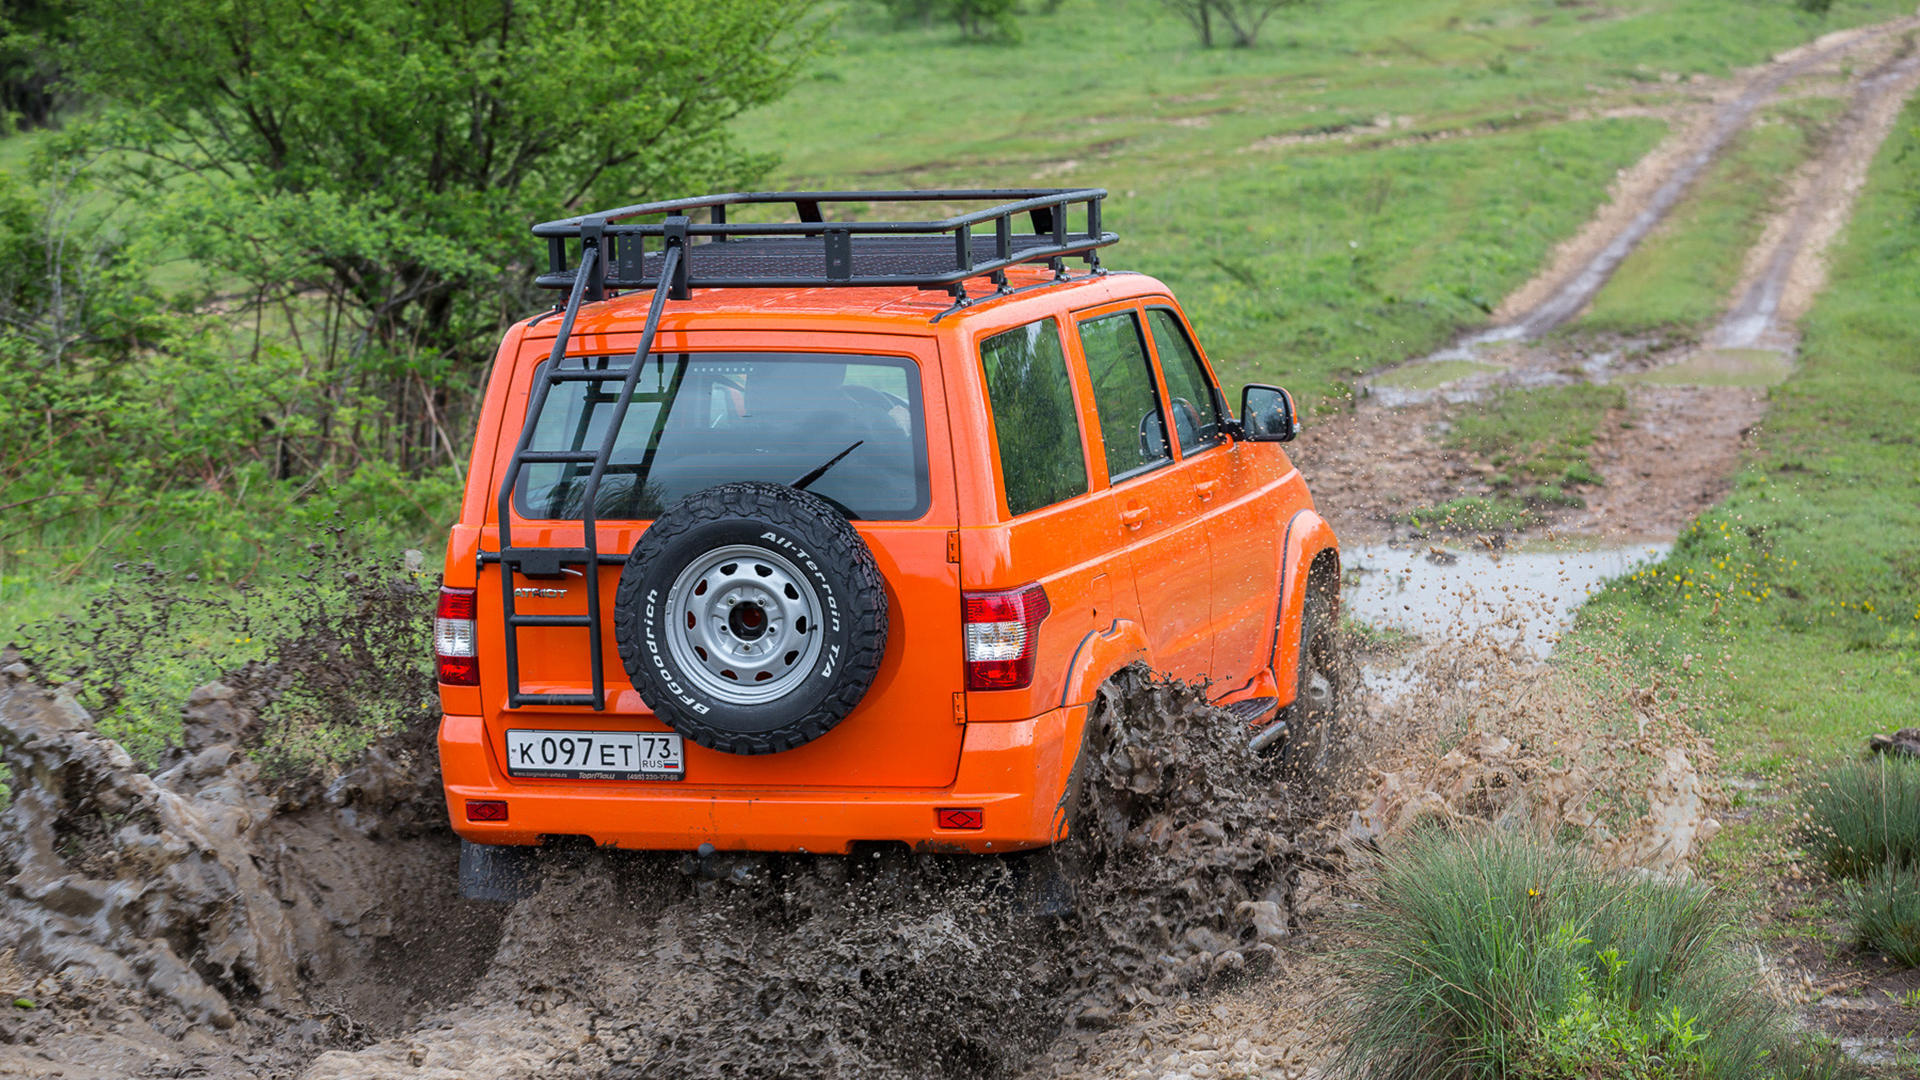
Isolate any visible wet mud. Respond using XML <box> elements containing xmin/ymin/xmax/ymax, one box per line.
<box><xmin>0</xmin><ymin>663</ymin><xmax>1338</xmax><ymax>1080</ymax></box>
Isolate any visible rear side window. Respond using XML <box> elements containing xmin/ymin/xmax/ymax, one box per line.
<box><xmin>1077</xmin><ymin>311</ymin><xmax>1171</xmax><ymax>482</ymax></box>
<box><xmin>1146</xmin><ymin>308</ymin><xmax>1223</xmax><ymax>454</ymax></box>
<box><xmin>978</xmin><ymin>318</ymin><xmax>1089</xmax><ymax>517</ymax></box>
<box><xmin>514</xmin><ymin>352</ymin><xmax>929</xmax><ymax>521</ymax></box>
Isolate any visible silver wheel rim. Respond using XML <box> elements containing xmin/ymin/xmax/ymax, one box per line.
<box><xmin>665</xmin><ymin>544</ymin><xmax>825</xmax><ymax>706</ymax></box>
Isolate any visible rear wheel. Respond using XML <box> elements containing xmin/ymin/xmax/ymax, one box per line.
<box><xmin>1263</xmin><ymin>577</ymin><xmax>1345</xmax><ymax>771</ymax></box>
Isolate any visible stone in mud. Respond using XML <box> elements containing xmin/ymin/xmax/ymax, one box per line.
<box><xmin>1867</xmin><ymin>728</ymin><xmax>1920</xmax><ymax>759</ymax></box>
<box><xmin>179</xmin><ymin>680</ymin><xmax>258</xmax><ymax>753</ymax></box>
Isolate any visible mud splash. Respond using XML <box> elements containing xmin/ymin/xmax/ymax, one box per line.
<box><xmin>0</xmin><ymin>663</ymin><xmax>1333</xmax><ymax>1080</ymax></box>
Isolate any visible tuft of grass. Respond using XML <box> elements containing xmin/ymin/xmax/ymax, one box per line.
<box><xmin>1802</xmin><ymin>757</ymin><xmax>1920</xmax><ymax>880</ymax></box>
<box><xmin>1401</xmin><ymin>494</ymin><xmax>1543</xmax><ymax>535</ymax></box>
<box><xmin>1334</xmin><ymin>829</ymin><xmax>1852</xmax><ymax>1080</ymax></box>
<box><xmin>1447</xmin><ymin>384</ymin><xmax>1627</xmax><ymax>499</ymax></box>
<box><xmin>1843</xmin><ymin>862</ymin><xmax>1920</xmax><ymax>967</ymax></box>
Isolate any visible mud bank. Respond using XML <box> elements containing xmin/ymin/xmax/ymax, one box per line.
<box><xmin>0</xmin><ymin>664</ymin><xmax>1333</xmax><ymax>1080</ymax></box>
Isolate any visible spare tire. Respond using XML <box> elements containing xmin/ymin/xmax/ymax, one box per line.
<box><xmin>613</xmin><ymin>481</ymin><xmax>889</xmax><ymax>755</ymax></box>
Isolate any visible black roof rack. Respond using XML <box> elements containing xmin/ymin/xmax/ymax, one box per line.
<box><xmin>532</xmin><ymin>188</ymin><xmax>1116</xmax><ymax>302</ymax></box>
<box><xmin>488</xmin><ymin>190</ymin><xmax>1116</xmax><ymax>712</ymax></box>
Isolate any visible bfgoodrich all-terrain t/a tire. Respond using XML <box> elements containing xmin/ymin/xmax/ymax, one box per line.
<box><xmin>612</xmin><ymin>482</ymin><xmax>889</xmax><ymax>755</ymax></box>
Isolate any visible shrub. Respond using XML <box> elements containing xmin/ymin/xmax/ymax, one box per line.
<box><xmin>1843</xmin><ymin>862</ymin><xmax>1920</xmax><ymax>967</ymax></box>
<box><xmin>1333</xmin><ymin>830</ymin><xmax>1851</xmax><ymax>1080</ymax></box>
<box><xmin>1802</xmin><ymin>757</ymin><xmax>1920</xmax><ymax>879</ymax></box>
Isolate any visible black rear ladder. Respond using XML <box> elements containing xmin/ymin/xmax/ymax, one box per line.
<box><xmin>490</xmin><ymin>218</ymin><xmax>690</xmax><ymax>710</ymax></box>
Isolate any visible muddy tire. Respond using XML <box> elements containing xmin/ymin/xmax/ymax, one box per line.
<box><xmin>613</xmin><ymin>481</ymin><xmax>889</xmax><ymax>755</ymax></box>
<box><xmin>458</xmin><ymin>840</ymin><xmax>538</xmax><ymax>903</ymax></box>
<box><xmin>1269</xmin><ymin>579</ymin><xmax>1345</xmax><ymax>773</ymax></box>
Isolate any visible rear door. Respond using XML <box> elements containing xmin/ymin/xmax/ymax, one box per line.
<box><xmin>1070</xmin><ymin>304</ymin><xmax>1214</xmax><ymax>681</ymax></box>
<box><xmin>478</xmin><ymin>329</ymin><xmax>968</xmax><ymax>788</ymax></box>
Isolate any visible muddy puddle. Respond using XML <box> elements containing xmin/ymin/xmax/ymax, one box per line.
<box><xmin>1343</xmin><ymin>539</ymin><xmax>1669</xmax><ymax>656</ymax></box>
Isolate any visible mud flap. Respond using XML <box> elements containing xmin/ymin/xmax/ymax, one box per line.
<box><xmin>459</xmin><ymin>839</ymin><xmax>539</xmax><ymax>903</ymax></box>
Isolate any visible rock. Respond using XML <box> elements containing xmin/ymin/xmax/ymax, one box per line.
<box><xmin>1868</xmin><ymin>728</ymin><xmax>1920</xmax><ymax>759</ymax></box>
<box><xmin>179</xmin><ymin>681</ymin><xmax>258</xmax><ymax>752</ymax></box>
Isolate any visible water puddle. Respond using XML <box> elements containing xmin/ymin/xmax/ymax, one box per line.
<box><xmin>1345</xmin><ymin>539</ymin><xmax>1670</xmax><ymax>656</ymax></box>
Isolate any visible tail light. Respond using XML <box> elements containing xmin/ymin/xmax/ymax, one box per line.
<box><xmin>436</xmin><ymin>586</ymin><xmax>479</xmax><ymax>686</ymax></box>
<box><xmin>962</xmin><ymin>583</ymin><xmax>1050</xmax><ymax>691</ymax></box>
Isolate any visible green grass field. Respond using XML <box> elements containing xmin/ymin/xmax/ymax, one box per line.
<box><xmin>739</xmin><ymin>0</ymin><xmax>1912</xmax><ymax>400</ymax></box>
<box><xmin>1576</xmin><ymin>92</ymin><xmax>1920</xmax><ymax>771</ymax></box>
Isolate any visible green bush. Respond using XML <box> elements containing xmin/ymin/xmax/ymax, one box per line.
<box><xmin>1333</xmin><ymin>830</ymin><xmax>1850</xmax><ymax>1080</ymax></box>
<box><xmin>1802</xmin><ymin>757</ymin><xmax>1920</xmax><ymax>879</ymax></box>
<box><xmin>1843</xmin><ymin>862</ymin><xmax>1920</xmax><ymax>967</ymax></box>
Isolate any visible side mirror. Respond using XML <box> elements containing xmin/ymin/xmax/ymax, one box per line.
<box><xmin>1238</xmin><ymin>384</ymin><xmax>1299</xmax><ymax>443</ymax></box>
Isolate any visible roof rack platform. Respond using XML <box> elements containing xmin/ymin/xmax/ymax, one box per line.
<box><xmin>532</xmin><ymin>188</ymin><xmax>1116</xmax><ymax>300</ymax></box>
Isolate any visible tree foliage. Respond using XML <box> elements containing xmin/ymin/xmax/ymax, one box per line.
<box><xmin>0</xmin><ymin>0</ymin><xmax>71</xmax><ymax>130</ymax></box>
<box><xmin>61</xmin><ymin>0</ymin><xmax>823</xmax><ymax>473</ymax></box>
<box><xmin>1160</xmin><ymin>0</ymin><xmax>1302</xmax><ymax>48</ymax></box>
<box><xmin>877</xmin><ymin>0</ymin><xmax>1023</xmax><ymax>42</ymax></box>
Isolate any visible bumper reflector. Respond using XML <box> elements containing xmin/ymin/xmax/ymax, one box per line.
<box><xmin>936</xmin><ymin>807</ymin><xmax>984</xmax><ymax>830</ymax></box>
<box><xmin>466</xmin><ymin>799</ymin><xmax>508</xmax><ymax>822</ymax></box>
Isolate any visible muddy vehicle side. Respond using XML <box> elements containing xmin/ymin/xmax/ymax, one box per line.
<box><xmin>435</xmin><ymin>190</ymin><xmax>1340</xmax><ymax>857</ymax></box>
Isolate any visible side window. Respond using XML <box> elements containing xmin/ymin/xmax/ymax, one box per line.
<box><xmin>1147</xmin><ymin>308</ymin><xmax>1223</xmax><ymax>454</ymax></box>
<box><xmin>1077</xmin><ymin>311</ymin><xmax>1172</xmax><ymax>482</ymax></box>
<box><xmin>978</xmin><ymin>317</ymin><xmax>1090</xmax><ymax>517</ymax></box>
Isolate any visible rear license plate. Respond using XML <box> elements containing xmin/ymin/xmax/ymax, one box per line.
<box><xmin>504</xmin><ymin>729</ymin><xmax>684</xmax><ymax>781</ymax></box>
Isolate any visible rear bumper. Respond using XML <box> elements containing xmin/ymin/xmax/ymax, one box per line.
<box><xmin>437</xmin><ymin>707</ymin><xmax>1087</xmax><ymax>854</ymax></box>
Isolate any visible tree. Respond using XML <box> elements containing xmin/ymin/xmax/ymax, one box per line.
<box><xmin>63</xmin><ymin>0</ymin><xmax>824</xmax><ymax>472</ymax></box>
<box><xmin>877</xmin><ymin>0</ymin><xmax>1021</xmax><ymax>42</ymax></box>
<box><xmin>1160</xmin><ymin>0</ymin><xmax>1302</xmax><ymax>48</ymax></box>
<box><xmin>0</xmin><ymin>0</ymin><xmax>72</xmax><ymax>129</ymax></box>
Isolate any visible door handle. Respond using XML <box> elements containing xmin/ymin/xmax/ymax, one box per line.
<box><xmin>1120</xmin><ymin>506</ymin><xmax>1150</xmax><ymax>530</ymax></box>
<box><xmin>1195</xmin><ymin>480</ymin><xmax>1218</xmax><ymax>501</ymax></box>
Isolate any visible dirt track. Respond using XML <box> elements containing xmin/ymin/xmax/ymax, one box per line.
<box><xmin>5</xmin><ymin>13</ymin><xmax>1920</xmax><ymax>1080</ymax></box>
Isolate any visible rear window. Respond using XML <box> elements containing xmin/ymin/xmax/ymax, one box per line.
<box><xmin>513</xmin><ymin>352</ymin><xmax>929</xmax><ymax>521</ymax></box>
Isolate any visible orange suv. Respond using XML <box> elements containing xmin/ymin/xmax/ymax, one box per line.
<box><xmin>436</xmin><ymin>190</ymin><xmax>1341</xmax><ymax>892</ymax></box>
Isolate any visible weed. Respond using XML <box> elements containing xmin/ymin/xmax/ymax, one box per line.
<box><xmin>1802</xmin><ymin>757</ymin><xmax>1920</xmax><ymax>880</ymax></box>
<box><xmin>1843</xmin><ymin>862</ymin><xmax>1920</xmax><ymax>968</ymax></box>
<box><xmin>1333</xmin><ymin>829</ymin><xmax>1853</xmax><ymax>1080</ymax></box>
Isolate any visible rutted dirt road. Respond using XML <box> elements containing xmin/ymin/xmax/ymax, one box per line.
<box><xmin>3</xmin><ymin>13</ymin><xmax>1919</xmax><ymax>1080</ymax></box>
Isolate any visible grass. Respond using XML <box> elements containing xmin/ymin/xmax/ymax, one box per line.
<box><xmin>735</xmin><ymin>0</ymin><xmax>1913</xmax><ymax>404</ymax></box>
<box><xmin>1802</xmin><ymin>757</ymin><xmax>1920</xmax><ymax>879</ymax></box>
<box><xmin>1575</xmin><ymin>91</ymin><xmax>1920</xmax><ymax>767</ymax></box>
<box><xmin>1334</xmin><ymin>829</ymin><xmax>1849</xmax><ymax>1080</ymax></box>
<box><xmin>1400</xmin><ymin>494</ymin><xmax>1543</xmax><ymax>535</ymax></box>
<box><xmin>1581</xmin><ymin>97</ymin><xmax>1845</xmax><ymax>334</ymax></box>
<box><xmin>1446</xmin><ymin>383</ymin><xmax>1629</xmax><ymax>499</ymax></box>
<box><xmin>1844</xmin><ymin>863</ymin><xmax>1920</xmax><ymax>967</ymax></box>
<box><xmin>1371</xmin><ymin>357</ymin><xmax>1503</xmax><ymax>390</ymax></box>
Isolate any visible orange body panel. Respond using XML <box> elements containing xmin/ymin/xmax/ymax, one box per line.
<box><xmin>439</xmin><ymin>265</ymin><xmax>1336</xmax><ymax>853</ymax></box>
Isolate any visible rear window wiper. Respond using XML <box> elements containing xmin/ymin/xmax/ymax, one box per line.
<box><xmin>792</xmin><ymin>440</ymin><xmax>864</xmax><ymax>492</ymax></box>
